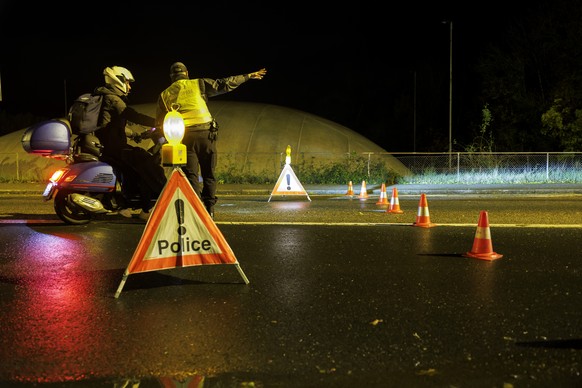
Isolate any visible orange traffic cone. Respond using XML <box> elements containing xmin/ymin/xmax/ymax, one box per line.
<box><xmin>463</xmin><ymin>211</ymin><xmax>503</xmax><ymax>261</ymax></box>
<box><xmin>346</xmin><ymin>181</ymin><xmax>354</xmax><ymax>197</ymax></box>
<box><xmin>413</xmin><ymin>193</ymin><xmax>435</xmax><ymax>228</ymax></box>
<box><xmin>376</xmin><ymin>183</ymin><xmax>388</xmax><ymax>205</ymax></box>
<box><xmin>387</xmin><ymin>187</ymin><xmax>404</xmax><ymax>214</ymax></box>
<box><xmin>358</xmin><ymin>180</ymin><xmax>369</xmax><ymax>199</ymax></box>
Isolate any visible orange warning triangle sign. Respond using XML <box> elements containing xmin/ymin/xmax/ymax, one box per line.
<box><xmin>268</xmin><ymin>163</ymin><xmax>311</xmax><ymax>201</ymax></box>
<box><xmin>125</xmin><ymin>168</ymin><xmax>240</xmax><ymax>274</ymax></box>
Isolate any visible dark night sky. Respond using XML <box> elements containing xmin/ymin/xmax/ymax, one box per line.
<box><xmin>0</xmin><ymin>1</ymin><xmax>524</xmax><ymax>151</ymax></box>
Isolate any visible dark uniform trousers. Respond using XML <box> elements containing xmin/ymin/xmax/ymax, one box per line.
<box><xmin>181</xmin><ymin>124</ymin><xmax>217</xmax><ymax>214</ymax></box>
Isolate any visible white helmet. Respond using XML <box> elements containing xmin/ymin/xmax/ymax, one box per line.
<box><xmin>103</xmin><ymin>66</ymin><xmax>135</xmax><ymax>95</ymax></box>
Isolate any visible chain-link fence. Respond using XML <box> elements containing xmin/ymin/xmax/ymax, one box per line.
<box><xmin>390</xmin><ymin>152</ymin><xmax>582</xmax><ymax>183</ymax></box>
<box><xmin>3</xmin><ymin>151</ymin><xmax>582</xmax><ymax>184</ymax></box>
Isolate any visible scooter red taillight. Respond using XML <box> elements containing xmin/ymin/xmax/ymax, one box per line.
<box><xmin>49</xmin><ymin>168</ymin><xmax>69</xmax><ymax>183</ymax></box>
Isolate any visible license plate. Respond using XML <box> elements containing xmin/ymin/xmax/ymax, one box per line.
<box><xmin>42</xmin><ymin>182</ymin><xmax>55</xmax><ymax>200</ymax></box>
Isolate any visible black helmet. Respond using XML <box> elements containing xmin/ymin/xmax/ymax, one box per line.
<box><xmin>170</xmin><ymin>62</ymin><xmax>188</xmax><ymax>81</ymax></box>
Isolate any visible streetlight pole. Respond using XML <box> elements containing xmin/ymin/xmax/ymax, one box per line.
<box><xmin>413</xmin><ymin>70</ymin><xmax>417</xmax><ymax>153</ymax></box>
<box><xmin>448</xmin><ymin>21</ymin><xmax>453</xmax><ymax>167</ymax></box>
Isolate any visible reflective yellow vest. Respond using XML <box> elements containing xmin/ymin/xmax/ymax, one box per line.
<box><xmin>160</xmin><ymin>79</ymin><xmax>212</xmax><ymax>127</ymax></box>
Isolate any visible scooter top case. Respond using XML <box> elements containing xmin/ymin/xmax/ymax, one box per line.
<box><xmin>21</xmin><ymin>118</ymin><xmax>71</xmax><ymax>157</ymax></box>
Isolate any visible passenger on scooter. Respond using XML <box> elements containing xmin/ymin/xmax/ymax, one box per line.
<box><xmin>93</xmin><ymin>66</ymin><xmax>167</xmax><ymax>221</ymax></box>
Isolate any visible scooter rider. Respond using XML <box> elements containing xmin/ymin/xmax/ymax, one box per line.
<box><xmin>93</xmin><ymin>66</ymin><xmax>167</xmax><ymax>221</ymax></box>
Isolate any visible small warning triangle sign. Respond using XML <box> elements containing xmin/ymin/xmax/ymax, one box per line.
<box><xmin>268</xmin><ymin>163</ymin><xmax>311</xmax><ymax>202</ymax></box>
<box><xmin>114</xmin><ymin>168</ymin><xmax>249</xmax><ymax>298</ymax></box>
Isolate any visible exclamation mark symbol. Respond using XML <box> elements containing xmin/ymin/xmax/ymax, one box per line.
<box><xmin>175</xmin><ymin>199</ymin><xmax>186</xmax><ymax>236</ymax></box>
<box><xmin>286</xmin><ymin>173</ymin><xmax>291</xmax><ymax>190</ymax></box>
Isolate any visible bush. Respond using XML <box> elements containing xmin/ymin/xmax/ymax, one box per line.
<box><xmin>216</xmin><ymin>152</ymin><xmax>401</xmax><ymax>184</ymax></box>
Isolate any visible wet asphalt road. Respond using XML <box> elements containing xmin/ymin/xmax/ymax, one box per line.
<box><xmin>0</xmin><ymin>189</ymin><xmax>581</xmax><ymax>387</ymax></box>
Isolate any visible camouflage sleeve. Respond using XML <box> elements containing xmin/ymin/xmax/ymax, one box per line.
<box><xmin>202</xmin><ymin>74</ymin><xmax>250</xmax><ymax>98</ymax></box>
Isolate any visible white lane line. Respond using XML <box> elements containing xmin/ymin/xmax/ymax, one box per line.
<box><xmin>216</xmin><ymin>222</ymin><xmax>582</xmax><ymax>228</ymax></box>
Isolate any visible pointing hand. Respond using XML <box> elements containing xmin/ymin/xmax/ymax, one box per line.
<box><xmin>250</xmin><ymin>68</ymin><xmax>267</xmax><ymax>80</ymax></box>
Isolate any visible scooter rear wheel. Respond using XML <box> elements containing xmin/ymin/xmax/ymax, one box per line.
<box><xmin>54</xmin><ymin>190</ymin><xmax>92</xmax><ymax>225</ymax></box>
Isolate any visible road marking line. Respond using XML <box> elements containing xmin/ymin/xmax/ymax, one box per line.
<box><xmin>216</xmin><ymin>222</ymin><xmax>582</xmax><ymax>228</ymax></box>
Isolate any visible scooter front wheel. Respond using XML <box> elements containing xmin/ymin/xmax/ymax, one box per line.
<box><xmin>54</xmin><ymin>190</ymin><xmax>92</xmax><ymax>225</ymax></box>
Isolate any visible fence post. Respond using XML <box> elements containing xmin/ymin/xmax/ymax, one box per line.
<box><xmin>456</xmin><ymin>153</ymin><xmax>460</xmax><ymax>182</ymax></box>
<box><xmin>546</xmin><ymin>153</ymin><xmax>549</xmax><ymax>181</ymax></box>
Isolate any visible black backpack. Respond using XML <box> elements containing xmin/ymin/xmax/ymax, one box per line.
<box><xmin>68</xmin><ymin>93</ymin><xmax>104</xmax><ymax>135</ymax></box>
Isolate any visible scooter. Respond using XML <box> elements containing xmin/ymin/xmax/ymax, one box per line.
<box><xmin>21</xmin><ymin>118</ymin><xmax>165</xmax><ymax>225</ymax></box>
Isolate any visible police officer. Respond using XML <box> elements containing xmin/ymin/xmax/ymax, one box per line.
<box><xmin>156</xmin><ymin>62</ymin><xmax>267</xmax><ymax>218</ymax></box>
